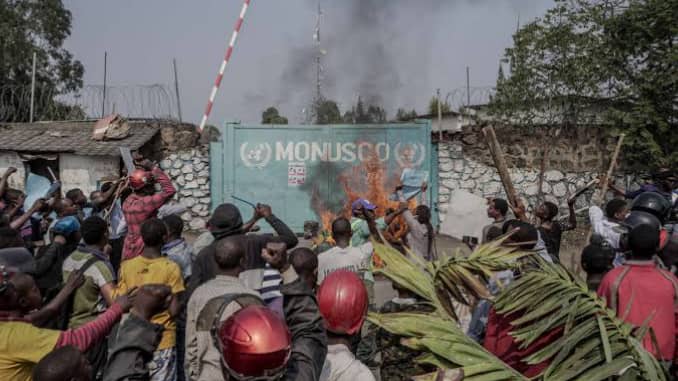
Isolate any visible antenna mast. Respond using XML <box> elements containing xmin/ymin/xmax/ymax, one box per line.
<box><xmin>314</xmin><ymin>0</ymin><xmax>323</xmax><ymax>103</ymax></box>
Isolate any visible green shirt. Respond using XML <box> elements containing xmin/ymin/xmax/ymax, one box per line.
<box><xmin>62</xmin><ymin>250</ymin><xmax>115</xmax><ymax>328</ymax></box>
<box><xmin>350</xmin><ymin>217</ymin><xmax>386</xmax><ymax>247</ymax></box>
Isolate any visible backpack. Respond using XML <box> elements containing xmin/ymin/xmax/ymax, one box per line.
<box><xmin>195</xmin><ymin>293</ymin><xmax>264</xmax><ymax>348</ymax></box>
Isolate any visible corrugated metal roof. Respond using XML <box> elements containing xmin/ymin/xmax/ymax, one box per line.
<box><xmin>0</xmin><ymin>120</ymin><xmax>160</xmax><ymax>156</ymax></box>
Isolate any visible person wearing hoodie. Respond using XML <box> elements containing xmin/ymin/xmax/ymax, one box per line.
<box><xmin>187</xmin><ymin>203</ymin><xmax>298</xmax><ymax>298</ymax></box>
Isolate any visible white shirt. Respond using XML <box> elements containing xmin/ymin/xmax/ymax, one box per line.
<box><xmin>589</xmin><ymin>206</ymin><xmax>622</xmax><ymax>250</ymax></box>
<box><xmin>317</xmin><ymin>243</ymin><xmax>373</xmax><ymax>285</ymax></box>
<box><xmin>319</xmin><ymin>344</ymin><xmax>375</xmax><ymax>381</ymax></box>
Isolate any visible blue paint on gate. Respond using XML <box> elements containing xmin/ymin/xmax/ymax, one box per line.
<box><xmin>210</xmin><ymin>121</ymin><xmax>435</xmax><ymax>232</ymax></box>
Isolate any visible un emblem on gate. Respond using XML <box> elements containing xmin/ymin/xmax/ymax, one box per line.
<box><xmin>394</xmin><ymin>143</ymin><xmax>426</xmax><ymax>168</ymax></box>
<box><xmin>240</xmin><ymin>142</ymin><xmax>272</xmax><ymax>168</ymax></box>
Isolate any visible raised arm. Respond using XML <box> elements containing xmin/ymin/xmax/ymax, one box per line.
<box><xmin>28</xmin><ymin>271</ymin><xmax>84</xmax><ymax>327</ymax></box>
<box><xmin>257</xmin><ymin>204</ymin><xmax>298</xmax><ymax>248</ymax></box>
<box><xmin>91</xmin><ymin>180</ymin><xmax>120</xmax><ymax>209</ymax></box>
<box><xmin>0</xmin><ymin>167</ymin><xmax>17</xmax><ymax>200</ymax></box>
<box><xmin>55</xmin><ymin>296</ymin><xmax>130</xmax><ymax>351</ymax></box>
<box><xmin>146</xmin><ymin>166</ymin><xmax>177</xmax><ymax>208</ymax></box>
<box><xmin>10</xmin><ymin>199</ymin><xmax>45</xmax><ymax>230</ymax></box>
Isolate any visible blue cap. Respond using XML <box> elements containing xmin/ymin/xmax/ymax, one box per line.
<box><xmin>351</xmin><ymin>198</ymin><xmax>377</xmax><ymax>212</ymax></box>
<box><xmin>53</xmin><ymin>216</ymin><xmax>81</xmax><ymax>236</ymax></box>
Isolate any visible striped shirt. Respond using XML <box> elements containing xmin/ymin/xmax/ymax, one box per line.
<box><xmin>260</xmin><ymin>265</ymin><xmax>282</xmax><ymax>304</ymax></box>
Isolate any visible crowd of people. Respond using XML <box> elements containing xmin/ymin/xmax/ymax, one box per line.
<box><xmin>0</xmin><ymin>154</ymin><xmax>676</xmax><ymax>381</ymax></box>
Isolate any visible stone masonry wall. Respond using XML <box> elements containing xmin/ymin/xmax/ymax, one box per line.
<box><xmin>160</xmin><ymin>147</ymin><xmax>211</xmax><ymax>231</ymax></box>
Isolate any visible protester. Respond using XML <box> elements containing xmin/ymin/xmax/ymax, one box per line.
<box><xmin>188</xmin><ymin>203</ymin><xmax>297</xmax><ymax>296</ymax></box>
<box><xmin>121</xmin><ymin>158</ymin><xmax>176</xmax><ymax>261</ymax></box>
<box><xmin>205</xmin><ymin>240</ymin><xmax>327</xmax><ymax>380</ymax></box>
<box><xmin>161</xmin><ymin>214</ymin><xmax>192</xmax><ymax>281</ymax></box>
<box><xmin>290</xmin><ymin>247</ymin><xmax>318</xmax><ymax>291</ymax></box>
<box><xmin>350</xmin><ymin>198</ymin><xmax>386</xmax><ymax>247</ymax></box>
<box><xmin>66</xmin><ymin>188</ymin><xmax>92</xmax><ymax>220</ymax></box>
<box><xmin>589</xmin><ymin>198</ymin><xmax>628</xmax><ymax>252</ymax></box>
<box><xmin>185</xmin><ymin>236</ymin><xmax>260</xmax><ymax>381</ymax></box>
<box><xmin>301</xmin><ymin>220</ymin><xmax>332</xmax><ymax>254</ymax></box>
<box><xmin>609</xmin><ymin>169</ymin><xmax>676</xmax><ymax>202</ymax></box>
<box><xmin>482</xmin><ymin>198</ymin><xmax>509</xmax><ymax>243</ymax></box>
<box><xmin>318</xmin><ymin>270</ymin><xmax>374</xmax><ymax>381</ymax></box>
<box><xmin>317</xmin><ymin>218</ymin><xmax>373</xmax><ymax>285</ymax></box>
<box><xmin>533</xmin><ymin>198</ymin><xmax>577</xmax><ymax>260</ymax></box>
<box><xmin>10</xmin><ymin>270</ymin><xmax>83</xmax><ymax>328</ymax></box>
<box><xmin>62</xmin><ymin>216</ymin><xmax>116</xmax><ymax>379</ymax></box>
<box><xmin>33</xmin><ymin>216</ymin><xmax>80</xmax><ymax>297</ymax></box>
<box><xmin>117</xmin><ymin>218</ymin><xmax>185</xmax><ymax>381</ymax></box>
<box><xmin>580</xmin><ymin>235</ymin><xmax>615</xmax><ymax>291</ymax></box>
<box><xmin>0</xmin><ymin>268</ymin><xmax>133</xmax><ymax>381</ymax></box>
<box><xmin>598</xmin><ymin>223</ymin><xmax>678</xmax><ymax>368</ymax></box>
<box><xmin>393</xmin><ymin>182</ymin><xmax>435</xmax><ymax>260</ymax></box>
<box><xmin>375</xmin><ymin>283</ymin><xmax>435</xmax><ymax>380</ymax></box>
<box><xmin>93</xmin><ymin>181</ymin><xmax>126</xmax><ymax>274</ymax></box>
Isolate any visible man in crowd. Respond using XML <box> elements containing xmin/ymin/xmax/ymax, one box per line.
<box><xmin>116</xmin><ymin>218</ymin><xmax>185</xmax><ymax>381</ymax></box>
<box><xmin>533</xmin><ymin>198</ymin><xmax>577</xmax><ymax>260</ymax></box>
<box><xmin>185</xmin><ymin>236</ymin><xmax>260</xmax><ymax>381</ymax></box>
<box><xmin>188</xmin><ymin>202</ymin><xmax>297</xmax><ymax>297</ymax></box>
<box><xmin>590</xmin><ymin>198</ymin><xmax>629</xmax><ymax>264</ymax></box>
<box><xmin>62</xmin><ymin>216</ymin><xmax>117</xmax><ymax>380</ymax></box>
<box><xmin>122</xmin><ymin>158</ymin><xmax>176</xmax><ymax>261</ymax></box>
<box><xmin>483</xmin><ymin>198</ymin><xmax>509</xmax><ymax>243</ymax></box>
<box><xmin>317</xmin><ymin>218</ymin><xmax>374</xmax><ymax>286</ymax></box>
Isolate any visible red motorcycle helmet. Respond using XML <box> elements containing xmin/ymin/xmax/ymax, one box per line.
<box><xmin>128</xmin><ymin>169</ymin><xmax>151</xmax><ymax>190</ymax></box>
<box><xmin>317</xmin><ymin>270</ymin><xmax>368</xmax><ymax>335</ymax></box>
<box><xmin>218</xmin><ymin>305</ymin><xmax>291</xmax><ymax>380</ymax></box>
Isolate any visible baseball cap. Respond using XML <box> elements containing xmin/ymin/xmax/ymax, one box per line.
<box><xmin>351</xmin><ymin>198</ymin><xmax>377</xmax><ymax>212</ymax></box>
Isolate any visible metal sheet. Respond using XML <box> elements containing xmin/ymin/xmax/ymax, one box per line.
<box><xmin>211</xmin><ymin>121</ymin><xmax>435</xmax><ymax>232</ymax></box>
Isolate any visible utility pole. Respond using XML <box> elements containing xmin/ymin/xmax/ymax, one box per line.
<box><xmin>466</xmin><ymin>66</ymin><xmax>471</xmax><ymax>107</ymax></box>
<box><xmin>437</xmin><ymin>88</ymin><xmax>442</xmax><ymax>141</ymax></box>
<box><xmin>29</xmin><ymin>52</ymin><xmax>36</xmax><ymax>123</ymax></box>
<box><xmin>314</xmin><ymin>0</ymin><xmax>323</xmax><ymax>104</ymax></box>
<box><xmin>173</xmin><ymin>58</ymin><xmax>183</xmax><ymax>122</ymax></box>
<box><xmin>102</xmin><ymin>52</ymin><xmax>108</xmax><ymax>117</ymax></box>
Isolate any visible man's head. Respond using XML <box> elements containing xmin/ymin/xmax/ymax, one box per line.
<box><xmin>290</xmin><ymin>247</ymin><xmax>318</xmax><ymax>290</ymax></box>
<box><xmin>502</xmin><ymin>220</ymin><xmax>538</xmax><ymax>250</ymax></box>
<box><xmin>65</xmin><ymin>189</ymin><xmax>87</xmax><ymax>209</ymax></box>
<box><xmin>208</xmin><ymin>203</ymin><xmax>243</xmax><ymax>235</ymax></box>
<box><xmin>53</xmin><ymin>216</ymin><xmax>82</xmax><ymax>244</ymax></box>
<box><xmin>628</xmin><ymin>224</ymin><xmax>659</xmax><ymax>260</ymax></box>
<box><xmin>54</xmin><ymin>198</ymin><xmax>78</xmax><ymax>218</ymax></box>
<box><xmin>414</xmin><ymin>205</ymin><xmax>431</xmax><ymax>225</ymax></box>
<box><xmin>331</xmin><ymin>217</ymin><xmax>352</xmax><ymax>242</ymax></box>
<box><xmin>487</xmin><ymin>198</ymin><xmax>508</xmax><ymax>220</ymax></box>
<box><xmin>351</xmin><ymin>198</ymin><xmax>377</xmax><ymax>220</ymax></box>
<box><xmin>32</xmin><ymin>345</ymin><xmax>91</xmax><ymax>381</ymax></box>
<box><xmin>80</xmin><ymin>216</ymin><xmax>109</xmax><ymax>248</ymax></box>
<box><xmin>141</xmin><ymin>218</ymin><xmax>168</xmax><ymax>249</ymax></box>
<box><xmin>0</xmin><ymin>228</ymin><xmax>24</xmax><ymax>249</ymax></box>
<box><xmin>10</xmin><ymin>272</ymin><xmax>41</xmax><ymax>313</ymax></box>
<box><xmin>581</xmin><ymin>235</ymin><xmax>615</xmax><ymax>275</ymax></box>
<box><xmin>0</xmin><ymin>267</ymin><xmax>18</xmax><ymax>311</ymax></box>
<box><xmin>162</xmin><ymin>214</ymin><xmax>184</xmax><ymax>240</ymax></box>
<box><xmin>214</xmin><ymin>236</ymin><xmax>246</xmax><ymax>274</ymax></box>
<box><xmin>536</xmin><ymin>201</ymin><xmax>558</xmax><ymax>221</ymax></box>
<box><xmin>653</xmin><ymin>168</ymin><xmax>676</xmax><ymax>193</ymax></box>
<box><xmin>605</xmin><ymin>199</ymin><xmax>629</xmax><ymax>222</ymax></box>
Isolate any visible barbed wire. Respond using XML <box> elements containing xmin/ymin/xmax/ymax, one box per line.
<box><xmin>0</xmin><ymin>84</ymin><xmax>180</xmax><ymax>123</ymax></box>
<box><xmin>441</xmin><ymin>86</ymin><xmax>496</xmax><ymax>111</ymax></box>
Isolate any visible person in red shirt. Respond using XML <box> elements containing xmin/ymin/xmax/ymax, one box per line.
<box><xmin>598</xmin><ymin>223</ymin><xmax>678</xmax><ymax>370</ymax></box>
<box><xmin>121</xmin><ymin>159</ymin><xmax>176</xmax><ymax>261</ymax></box>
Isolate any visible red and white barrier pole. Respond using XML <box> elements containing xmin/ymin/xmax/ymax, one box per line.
<box><xmin>199</xmin><ymin>0</ymin><xmax>251</xmax><ymax>131</ymax></box>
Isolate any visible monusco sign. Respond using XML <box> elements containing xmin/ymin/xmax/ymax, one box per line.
<box><xmin>211</xmin><ymin>121</ymin><xmax>433</xmax><ymax>232</ymax></box>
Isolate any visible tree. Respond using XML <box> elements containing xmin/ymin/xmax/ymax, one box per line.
<box><xmin>427</xmin><ymin>96</ymin><xmax>451</xmax><ymax>115</ymax></box>
<box><xmin>394</xmin><ymin>108</ymin><xmax>418</xmax><ymax>122</ymax></box>
<box><xmin>314</xmin><ymin>99</ymin><xmax>342</xmax><ymax>124</ymax></box>
<box><xmin>343</xmin><ymin>96</ymin><xmax>387</xmax><ymax>124</ymax></box>
<box><xmin>261</xmin><ymin>106</ymin><xmax>288</xmax><ymax>124</ymax></box>
<box><xmin>0</xmin><ymin>0</ymin><xmax>84</xmax><ymax>122</ymax></box>
<box><xmin>490</xmin><ymin>0</ymin><xmax>678</xmax><ymax>168</ymax></box>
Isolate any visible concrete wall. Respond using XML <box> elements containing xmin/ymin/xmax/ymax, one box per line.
<box><xmin>59</xmin><ymin>154</ymin><xmax>120</xmax><ymax>196</ymax></box>
<box><xmin>0</xmin><ymin>152</ymin><xmax>27</xmax><ymax>190</ymax></box>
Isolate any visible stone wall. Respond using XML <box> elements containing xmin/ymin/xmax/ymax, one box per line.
<box><xmin>160</xmin><ymin>147</ymin><xmax>211</xmax><ymax>231</ymax></box>
<box><xmin>436</xmin><ymin>134</ymin><xmax>642</xmax><ymax>224</ymax></box>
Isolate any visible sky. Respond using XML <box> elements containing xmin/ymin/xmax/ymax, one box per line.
<box><xmin>62</xmin><ymin>0</ymin><xmax>553</xmax><ymax>125</ymax></box>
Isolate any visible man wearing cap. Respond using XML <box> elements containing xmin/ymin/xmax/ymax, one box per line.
<box><xmin>350</xmin><ymin>198</ymin><xmax>387</xmax><ymax>247</ymax></box>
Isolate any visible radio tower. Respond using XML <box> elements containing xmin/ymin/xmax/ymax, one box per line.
<box><xmin>314</xmin><ymin>0</ymin><xmax>323</xmax><ymax>103</ymax></box>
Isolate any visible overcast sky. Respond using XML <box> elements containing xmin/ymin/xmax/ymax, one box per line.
<box><xmin>63</xmin><ymin>0</ymin><xmax>552</xmax><ymax>125</ymax></box>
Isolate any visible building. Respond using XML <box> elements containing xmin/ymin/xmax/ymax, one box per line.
<box><xmin>0</xmin><ymin>119</ymin><xmax>161</xmax><ymax>195</ymax></box>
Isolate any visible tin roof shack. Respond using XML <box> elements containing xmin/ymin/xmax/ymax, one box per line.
<box><xmin>0</xmin><ymin>120</ymin><xmax>161</xmax><ymax>196</ymax></box>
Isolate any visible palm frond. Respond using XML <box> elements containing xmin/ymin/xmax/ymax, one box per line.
<box><xmin>493</xmin><ymin>260</ymin><xmax>667</xmax><ymax>381</ymax></box>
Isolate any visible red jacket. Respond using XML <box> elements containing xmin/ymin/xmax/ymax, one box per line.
<box><xmin>598</xmin><ymin>260</ymin><xmax>678</xmax><ymax>363</ymax></box>
<box><xmin>122</xmin><ymin>167</ymin><xmax>176</xmax><ymax>260</ymax></box>
<box><xmin>483</xmin><ymin>308</ymin><xmax>561</xmax><ymax>377</ymax></box>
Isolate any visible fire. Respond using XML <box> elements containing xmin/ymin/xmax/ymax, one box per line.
<box><xmin>311</xmin><ymin>143</ymin><xmax>417</xmax><ymax>242</ymax></box>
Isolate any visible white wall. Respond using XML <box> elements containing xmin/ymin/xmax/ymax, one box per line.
<box><xmin>0</xmin><ymin>152</ymin><xmax>27</xmax><ymax>190</ymax></box>
<box><xmin>59</xmin><ymin>154</ymin><xmax>120</xmax><ymax>195</ymax></box>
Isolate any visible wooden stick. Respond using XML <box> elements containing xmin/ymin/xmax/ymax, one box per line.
<box><xmin>571</xmin><ymin>134</ymin><xmax>625</xmax><ymax>274</ymax></box>
<box><xmin>482</xmin><ymin>126</ymin><xmax>518</xmax><ymax>207</ymax></box>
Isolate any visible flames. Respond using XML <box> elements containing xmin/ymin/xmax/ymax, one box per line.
<box><xmin>311</xmin><ymin>143</ymin><xmax>416</xmax><ymax>240</ymax></box>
